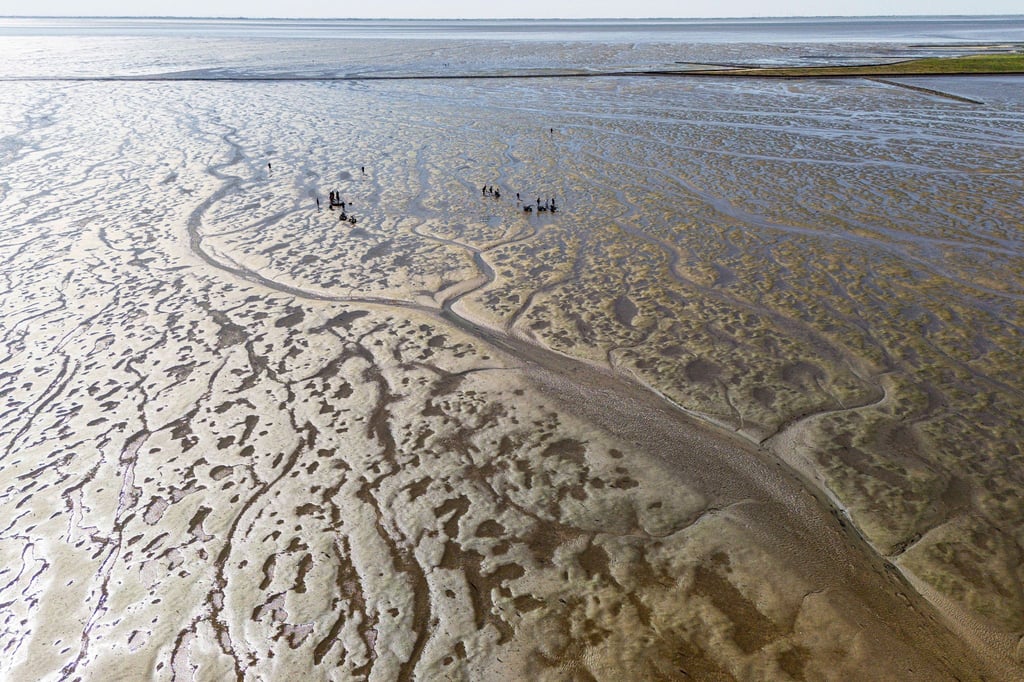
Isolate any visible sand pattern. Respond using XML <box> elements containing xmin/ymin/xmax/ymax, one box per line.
<box><xmin>0</xmin><ymin>55</ymin><xmax>1022</xmax><ymax>681</ymax></box>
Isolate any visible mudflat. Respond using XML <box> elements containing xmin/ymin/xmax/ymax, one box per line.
<box><xmin>1</xmin><ymin>18</ymin><xmax>1022</xmax><ymax>680</ymax></box>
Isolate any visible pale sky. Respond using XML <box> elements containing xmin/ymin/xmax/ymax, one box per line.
<box><xmin>4</xmin><ymin>0</ymin><xmax>1022</xmax><ymax>19</ymax></box>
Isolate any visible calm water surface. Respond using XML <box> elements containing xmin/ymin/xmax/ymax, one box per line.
<box><xmin>1</xmin><ymin>15</ymin><xmax>1024</xmax><ymax>78</ymax></box>
<box><xmin>2</xmin><ymin>15</ymin><xmax>1024</xmax><ymax>42</ymax></box>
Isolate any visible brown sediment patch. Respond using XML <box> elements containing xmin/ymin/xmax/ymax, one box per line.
<box><xmin>752</xmin><ymin>385</ymin><xmax>775</xmax><ymax>408</ymax></box>
<box><xmin>685</xmin><ymin>357</ymin><xmax>722</xmax><ymax>384</ymax></box>
<box><xmin>613</xmin><ymin>294</ymin><xmax>638</xmax><ymax>327</ymax></box>
<box><xmin>778</xmin><ymin>644</ymin><xmax>811</xmax><ymax>680</ymax></box>
<box><xmin>361</xmin><ymin>239</ymin><xmax>394</xmax><ymax>263</ymax></box>
<box><xmin>780</xmin><ymin>361</ymin><xmax>826</xmax><ymax>390</ymax></box>
<box><xmin>691</xmin><ymin>560</ymin><xmax>780</xmax><ymax>654</ymax></box>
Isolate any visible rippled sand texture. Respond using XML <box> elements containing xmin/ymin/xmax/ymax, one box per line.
<box><xmin>0</xmin><ymin>72</ymin><xmax>1021</xmax><ymax>680</ymax></box>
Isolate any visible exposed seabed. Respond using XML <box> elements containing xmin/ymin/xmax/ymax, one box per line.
<box><xmin>1</xmin><ymin>62</ymin><xmax>1022</xmax><ymax>680</ymax></box>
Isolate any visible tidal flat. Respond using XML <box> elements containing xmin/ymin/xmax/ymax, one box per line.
<box><xmin>1</xmin><ymin>18</ymin><xmax>1023</xmax><ymax>681</ymax></box>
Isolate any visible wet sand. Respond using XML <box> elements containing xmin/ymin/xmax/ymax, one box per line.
<box><xmin>1</xmin><ymin>49</ymin><xmax>1023</xmax><ymax>681</ymax></box>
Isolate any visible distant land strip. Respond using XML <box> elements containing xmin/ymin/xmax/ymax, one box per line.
<box><xmin>3</xmin><ymin>53</ymin><xmax>1023</xmax><ymax>84</ymax></box>
<box><xmin>697</xmin><ymin>52</ymin><xmax>1024</xmax><ymax>77</ymax></box>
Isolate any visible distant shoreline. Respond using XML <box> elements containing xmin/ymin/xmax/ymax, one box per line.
<box><xmin>3</xmin><ymin>53</ymin><xmax>1021</xmax><ymax>86</ymax></box>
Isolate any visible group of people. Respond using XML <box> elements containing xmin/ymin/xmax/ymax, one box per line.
<box><xmin>530</xmin><ymin>196</ymin><xmax>557</xmax><ymax>213</ymax></box>
<box><xmin>316</xmin><ymin>174</ymin><xmax>558</xmax><ymax>228</ymax></box>
<box><xmin>323</xmin><ymin>190</ymin><xmax>356</xmax><ymax>224</ymax></box>
<box><xmin>482</xmin><ymin>184</ymin><xmax>559</xmax><ymax>214</ymax></box>
<box><xmin>519</xmin><ymin>193</ymin><xmax>558</xmax><ymax>214</ymax></box>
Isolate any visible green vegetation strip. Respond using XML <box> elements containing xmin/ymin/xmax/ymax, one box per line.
<box><xmin>716</xmin><ymin>53</ymin><xmax>1024</xmax><ymax>77</ymax></box>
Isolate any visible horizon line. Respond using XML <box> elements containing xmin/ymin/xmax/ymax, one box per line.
<box><xmin>3</xmin><ymin>13</ymin><xmax>1023</xmax><ymax>21</ymax></box>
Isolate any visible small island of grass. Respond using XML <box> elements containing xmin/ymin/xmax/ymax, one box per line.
<box><xmin>713</xmin><ymin>52</ymin><xmax>1024</xmax><ymax>77</ymax></box>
